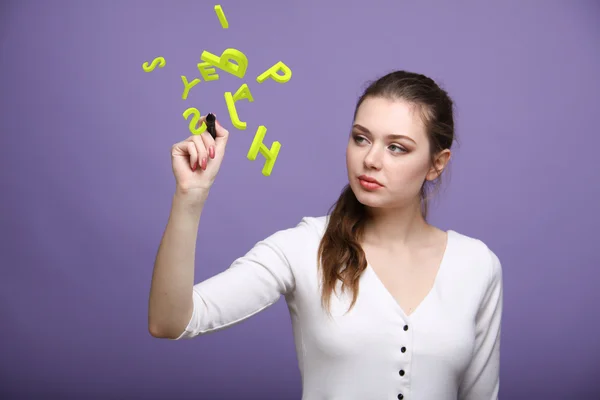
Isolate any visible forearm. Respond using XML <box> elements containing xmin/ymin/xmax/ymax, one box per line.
<box><xmin>148</xmin><ymin>187</ymin><xmax>208</xmax><ymax>338</ymax></box>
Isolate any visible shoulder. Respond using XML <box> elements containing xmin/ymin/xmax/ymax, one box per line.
<box><xmin>246</xmin><ymin>215</ymin><xmax>329</xmax><ymax>275</ymax></box>
<box><xmin>300</xmin><ymin>215</ymin><xmax>330</xmax><ymax>234</ymax></box>
<box><xmin>260</xmin><ymin>215</ymin><xmax>329</xmax><ymax>248</ymax></box>
<box><xmin>447</xmin><ymin>230</ymin><xmax>503</xmax><ymax>288</ymax></box>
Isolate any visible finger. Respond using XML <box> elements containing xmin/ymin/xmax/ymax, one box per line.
<box><xmin>191</xmin><ymin>134</ymin><xmax>209</xmax><ymax>171</ymax></box>
<box><xmin>200</xmin><ymin>127</ymin><xmax>217</xmax><ymax>159</ymax></box>
<box><xmin>183</xmin><ymin>116</ymin><xmax>208</xmax><ymax>142</ymax></box>
<box><xmin>171</xmin><ymin>140</ymin><xmax>186</xmax><ymax>154</ymax></box>
<box><xmin>172</xmin><ymin>140</ymin><xmax>190</xmax><ymax>157</ymax></box>
<box><xmin>186</xmin><ymin>142</ymin><xmax>198</xmax><ymax>170</ymax></box>
<box><xmin>214</xmin><ymin>118</ymin><xmax>230</xmax><ymax>149</ymax></box>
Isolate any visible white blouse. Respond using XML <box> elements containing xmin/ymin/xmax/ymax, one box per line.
<box><xmin>175</xmin><ymin>215</ymin><xmax>503</xmax><ymax>400</ymax></box>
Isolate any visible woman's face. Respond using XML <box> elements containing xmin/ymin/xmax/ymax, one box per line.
<box><xmin>346</xmin><ymin>96</ymin><xmax>449</xmax><ymax>210</ymax></box>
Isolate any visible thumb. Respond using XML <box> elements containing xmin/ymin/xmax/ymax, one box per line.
<box><xmin>214</xmin><ymin>119</ymin><xmax>230</xmax><ymax>148</ymax></box>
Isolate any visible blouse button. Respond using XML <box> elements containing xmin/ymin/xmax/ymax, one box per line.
<box><xmin>403</xmin><ymin>325</ymin><xmax>409</xmax><ymax>331</ymax></box>
<box><xmin>399</xmin><ymin>370</ymin><xmax>405</xmax><ymax>376</ymax></box>
<box><xmin>397</xmin><ymin>394</ymin><xmax>404</xmax><ymax>399</ymax></box>
<box><xmin>401</xmin><ymin>347</ymin><xmax>406</xmax><ymax>353</ymax></box>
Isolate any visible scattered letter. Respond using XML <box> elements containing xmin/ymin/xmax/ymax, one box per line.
<box><xmin>142</xmin><ymin>57</ymin><xmax>166</xmax><ymax>72</ymax></box>
<box><xmin>214</xmin><ymin>5</ymin><xmax>229</xmax><ymax>29</ymax></box>
<box><xmin>247</xmin><ymin>125</ymin><xmax>281</xmax><ymax>176</ymax></box>
<box><xmin>256</xmin><ymin>61</ymin><xmax>292</xmax><ymax>84</ymax></box>
<box><xmin>201</xmin><ymin>48</ymin><xmax>248</xmax><ymax>79</ymax></box>
<box><xmin>181</xmin><ymin>76</ymin><xmax>201</xmax><ymax>100</ymax></box>
<box><xmin>224</xmin><ymin>83</ymin><xmax>254</xmax><ymax>130</ymax></box>
<box><xmin>182</xmin><ymin>107</ymin><xmax>207</xmax><ymax>135</ymax></box>
<box><xmin>197</xmin><ymin>62</ymin><xmax>219</xmax><ymax>81</ymax></box>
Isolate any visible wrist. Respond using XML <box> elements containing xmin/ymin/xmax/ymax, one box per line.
<box><xmin>173</xmin><ymin>186</ymin><xmax>209</xmax><ymax>210</ymax></box>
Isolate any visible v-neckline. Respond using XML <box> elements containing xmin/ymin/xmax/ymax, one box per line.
<box><xmin>365</xmin><ymin>230</ymin><xmax>454</xmax><ymax>320</ymax></box>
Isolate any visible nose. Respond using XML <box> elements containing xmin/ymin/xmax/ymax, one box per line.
<box><xmin>363</xmin><ymin>147</ymin><xmax>382</xmax><ymax>170</ymax></box>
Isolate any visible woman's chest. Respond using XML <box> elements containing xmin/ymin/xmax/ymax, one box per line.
<box><xmin>293</xmin><ymin>273</ymin><xmax>476</xmax><ymax>375</ymax></box>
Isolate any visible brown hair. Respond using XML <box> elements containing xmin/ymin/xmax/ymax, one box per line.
<box><xmin>317</xmin><ymin>70</ymin><xmax>456</xmax><ymax>315</ymax></box>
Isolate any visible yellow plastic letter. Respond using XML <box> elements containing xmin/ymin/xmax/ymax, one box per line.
<box><xmin>181</xmin><ymin>76</ymin><xmax>201</xmax><ymax>100</ymax></box>
<box><xmin>256</xmin><ymin>61</ymin><xmax>292</xmax><ymax>84</ymax></box>
<box><xmin>142</xmin><ymin>57</ymin><xmax>166</xmax><ymax>72</ymax></box>
<box><xmin>200</xmin><ymin>48</ymin><xmax>248</xmax><ymax>79</ymax></box>
<box><xmin>233</xmin><ymin>83</ymin><xmax>254</xmax><ymax>103</ymax></box>
<box><xmin>247</xmin><ymin>125</ymin><xmax>281</xmax><ymax>176</ymax></box>
<box><xmin>182</xmin><ymin>107</ymin><xmax>206</xmax><ymax>135</ymax></box>
<box><xmin>214</xmin><ymin>5</ymin><xmax>229</xmax><ymax>29</ymax></box>
<box><xmin>197</xmin><ymin>62</ymin><xmax>219</xmax><ymax>81</ymax></box>
<box><xmin>224</xmin><ymin>83</ymin><xmax>254</xmax><ymax>130</ymax></box>
<box><xmin>224</xmin><ymin>93</ymin><xmax>245</xmax><ymax>130</ymax></box>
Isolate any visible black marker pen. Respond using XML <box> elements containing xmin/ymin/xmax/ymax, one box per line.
<box><xmin>206</xmin><ymin>113</ymin><xmax>217</xmax><ymax>140</ymax></box>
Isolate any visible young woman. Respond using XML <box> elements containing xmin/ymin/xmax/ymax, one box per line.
<box><xmin>148</xmin><ymin>70</ymin><xmax>503</xmax><ymax>400</ymax></box>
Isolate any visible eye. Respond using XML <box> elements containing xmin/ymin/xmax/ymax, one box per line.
<box><xmin>389</xmin><ymin>144</ymin><xmax>407</xmax><ymax>153</ymax></box>
<box><xmin>353</xmin><ymin>134</ymin><xmax>367</xmax><ymax>144</ymax></box>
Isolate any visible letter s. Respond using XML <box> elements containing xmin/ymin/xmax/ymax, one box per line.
<box><xmin>142</xmin><ymin>57</ymin><xmax>166</xmax><ymax>72</ymax></box>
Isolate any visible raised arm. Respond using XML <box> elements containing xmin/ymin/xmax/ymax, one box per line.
<box><xmin>458</xmin><ymin>247</ymin><xmax>504</xmax><ymax>400</ymax></box>
<box><xmin>172</xmin><ymin>223</ymin><xmax>300</xmax><ymax>339</ymax></box>
<box><xmin>149</xmin><ymin>117</ymin><xmax>302</xmax><ymax>339</ymax></box>
<box><xmin>148</xmin><ymin>187</ymin><xmax>208</xmax><ymax>339</ymax></box>
<box><xmin>149</xmin><ymin>116</ymin><xmax>229</xmax><ymax>338</ymax></box>
<box><xmin>150</xmin><ymin>185</ymin><xmax>302</xmax><ymax>339</ymax></box>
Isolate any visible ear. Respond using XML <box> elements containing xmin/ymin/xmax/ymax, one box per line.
<box><xmin>426</xmin><ymin>149</ymin><xmax>451</xmax><ymax>181</ymax></box>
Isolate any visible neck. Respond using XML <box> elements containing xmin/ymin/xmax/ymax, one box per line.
<box><xmin>362</xmin><ymin>200</ymin><xmax>431</xmax><ymax>248</ymax></box>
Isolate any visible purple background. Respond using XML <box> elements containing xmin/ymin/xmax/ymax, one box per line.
<box><xmin>1</xmin><ymin>0</ymin><xmax>599</xmax><ymax>398</ymax></box>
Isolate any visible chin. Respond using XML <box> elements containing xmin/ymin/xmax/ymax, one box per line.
<box><xmin>350</xmin><ymin>182</ymin><xmax>386</xmax><ymax>207</ymax></box>
<box><xmin>356</xmin><ymin>195</ymin><xmax>387</xmax><ymax>208</ymax></box>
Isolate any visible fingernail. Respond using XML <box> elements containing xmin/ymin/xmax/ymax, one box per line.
<box><xmin>192</xmin><ymin>162</ymin><xmax>197</xmax><ymax>171</ymax></box>
<box><xmin>202</xmin><ymin>157</ymin><xmax>207</xmax><ymax>170</ymax></box>
<box><xmin>210</xmin><ymin>146</ymin><xmax>215</xmax><ymax>159</ymax></box>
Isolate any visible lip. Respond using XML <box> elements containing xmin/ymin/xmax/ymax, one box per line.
<box><xmin>358</xmin><ymin>175</ymin><xmax>383</xmax><ymax>186</ymax></box>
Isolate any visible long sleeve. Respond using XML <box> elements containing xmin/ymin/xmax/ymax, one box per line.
<box><xmin>173</xmin><ymin>219</ymin><xmax>310</xmax><ymax>339</ymax></box>
<box><xmin>458</xmin><ymin>247</ymin><xmax>504</xmax><ymax>399</ymax></box>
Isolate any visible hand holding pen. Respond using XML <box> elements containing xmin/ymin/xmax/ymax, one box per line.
<box><xmin>170</xmin><ymin>113</ymin><xmax>230</xmax><ymax>196</ymax></box>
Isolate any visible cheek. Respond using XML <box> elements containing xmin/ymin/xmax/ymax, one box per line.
<box><xmin>346</xmin><ymin>146</ymin><xmax>360</xmax><ymax>163</ymax></box>
<box><xmin>386</xmin><ymin>157</ymin><xmax>430</xmax><ymax>184</ymax></box>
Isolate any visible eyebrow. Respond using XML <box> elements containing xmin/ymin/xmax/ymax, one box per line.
<box><xmin>352</xmin><ymin>124</ymin><xmax>416</xmax><ymax>144</ymax></box>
